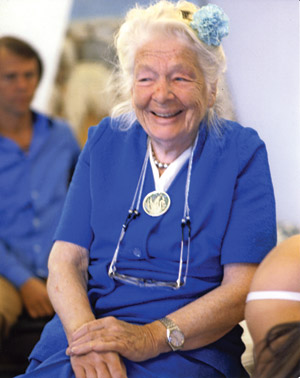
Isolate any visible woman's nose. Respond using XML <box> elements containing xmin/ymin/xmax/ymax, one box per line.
<box><xmin>152</xmin><ymin>78</ymin><xmax>174</xmax><ymax>103</ymax></box>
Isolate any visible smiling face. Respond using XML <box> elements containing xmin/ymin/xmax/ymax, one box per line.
<box><xmin>132</xmin><ymin>35</ymin><xmax>215</xmax><ymax>157</ymax></box>
<box><xmin>0</xmin><ymin>47</ymin><xmax>39</xmax><ymax>119</ymax></box>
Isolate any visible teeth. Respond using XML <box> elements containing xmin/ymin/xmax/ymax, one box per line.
<box><xmin>153</xmin><ymin>111</ymin><xmax>180</xmax><ymax>118</ymax></box>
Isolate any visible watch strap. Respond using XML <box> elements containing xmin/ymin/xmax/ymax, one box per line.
<box><xmin>159</xmin><ymin>316</ymin><xmax>184</xmax><ymax>351</ymax></box>
<box><xmin>159</xmin><ymin>316</ymin><xmax>177</xmax><ymax>329</ymax></box>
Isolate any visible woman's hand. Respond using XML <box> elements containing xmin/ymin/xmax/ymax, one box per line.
<box><xmin>67</xmin><ymin>317</ymin><xmax>163</xmax><ymax>362</ymax></box>
<box><xmin>71</xmin><ymin>351</ymin><xmax>127</xmax><ymax>378</ymax></box>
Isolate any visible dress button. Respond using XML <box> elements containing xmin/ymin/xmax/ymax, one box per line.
<box><xmin>31</xmin><ymin>190</ymin><xmax>39</xmax><ymax>200</ymax></box>
<box><xmin>33</xmin><ymin>244</ymin><xmax>41</xmax><ymax>253</ymax></box>
<box><xmin>133</xmin><ymin>248</ymin><xmax>141</xmax><ymax>257</ymax></box>
<box><xmin>33</xmin><ymin>217</ymin><xmax>40</xmax><ymax>228</ymax></box>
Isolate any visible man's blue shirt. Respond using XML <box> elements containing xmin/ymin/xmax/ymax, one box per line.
<box><xmin>0</xmin><ymin>111</ymin><xmax>80</xmax><ymax>288</ymax></box>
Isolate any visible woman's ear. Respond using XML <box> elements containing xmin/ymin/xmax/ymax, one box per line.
<box><xmin>208</xmin><ymin>81</ymin><xmax>218</xmax><ymax>108</ymax></box>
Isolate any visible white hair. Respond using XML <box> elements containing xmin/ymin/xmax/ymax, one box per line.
<box><xmin>109</xmin><ymin>0</ymin><xmax>228</xmax><ymax>131</ymax></box>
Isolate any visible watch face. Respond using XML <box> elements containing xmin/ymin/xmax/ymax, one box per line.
<box><xmin>169</xmin><ymin>329</ymin><xmax>184</xmax><ymax>347</ymax></box>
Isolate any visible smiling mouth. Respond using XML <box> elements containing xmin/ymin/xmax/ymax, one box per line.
<box><xmin>151</xmin><ymin>110</ymin><xmax>183</xmax><ymax>118</ymax></box>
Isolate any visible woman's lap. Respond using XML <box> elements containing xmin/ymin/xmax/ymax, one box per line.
<box><xmin>125</xmin><ymin>352</ymin><xmax>225</xmax><ymax>377</ymax></box>
<box><xmin>16</xmin><ymin>349</ymin><xmax>224</xmax><ymax>378</ymax></box>
<box><xmin>15</xmin><ymin>350</ymin><xmax>73</xmax><ymax>378</ymax></box>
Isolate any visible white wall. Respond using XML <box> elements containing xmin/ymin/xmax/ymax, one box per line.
<box><xmin>0</xmin><ymin>0</ymin><xmax>73</xmax><ymax>112</ymax></box>
<box><xmin>213</xmin><ymin>0</ymin><xmax>300</xmax><ymax>227</ymax></box>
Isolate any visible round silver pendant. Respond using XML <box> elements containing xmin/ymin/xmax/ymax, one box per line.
<box><xmin>143</xmin><ymin>191</ymin><xmax>171</xmax><ymax>217</ymax></box>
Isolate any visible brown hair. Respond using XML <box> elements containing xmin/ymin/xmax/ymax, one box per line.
<box><xmin>253</xmin><ymin>321</ymin><xmax>300</xmax><ymax>378</ymax></box>
<box><xmin>0</xmin><ymin>36</ymin><xmax>43</xmax><ymax>80</ymax></box>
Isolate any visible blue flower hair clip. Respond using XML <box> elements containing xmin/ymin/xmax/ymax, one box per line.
<box><xmin>190</xmin><ymin>4</ymin><xmax>229</xmax><ymax>47</ymax></box>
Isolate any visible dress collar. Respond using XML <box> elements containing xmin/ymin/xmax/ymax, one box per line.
<box><xmin>150</xmin><ymin>144</ymin><xmax>191</xmax><ymax>192</ymax></box>
<box><xmin>149</xmin><ymin>122</ymin><xmax>208</xmax><ymax>192</ymax></box>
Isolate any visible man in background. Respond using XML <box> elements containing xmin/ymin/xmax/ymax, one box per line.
<box><xmin>0</xmin><ymin>36</ymin><xmax>80</xmax><ymax>342</ymax></box>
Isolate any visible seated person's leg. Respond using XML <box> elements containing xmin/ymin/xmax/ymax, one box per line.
<box><xmin>0</xmin><ymin>275</ymin><xmax>23</xmax><ymax>341</ymax></box>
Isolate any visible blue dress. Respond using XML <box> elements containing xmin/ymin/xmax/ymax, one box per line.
<box><xmin>19</xmin><ymin>117</ymin><xmax>276</xmax><ymax>377</ymax></box>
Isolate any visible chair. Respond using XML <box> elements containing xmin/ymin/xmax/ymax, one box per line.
<box><xmin>0</xmin><ymin>313</ymin><xmax>52</xmax><ymax>377</ymax></box>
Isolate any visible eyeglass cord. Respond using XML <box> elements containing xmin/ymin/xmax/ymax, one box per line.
<box><xmin>109</xmin><ymin>132</ymin><xmax>199</xmax><ymax>286</ymax></box>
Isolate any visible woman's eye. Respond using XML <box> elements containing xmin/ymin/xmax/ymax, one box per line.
<box><xmin>174</xmin><ymin>77</ymin><xmax>189</xmax><ymax>82</ymax></box>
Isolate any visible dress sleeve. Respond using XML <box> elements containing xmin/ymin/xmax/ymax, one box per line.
<box><xmin>221</xmin><ymin>127</ymin><xmax>277</xmax><ymax>264</ymax></box>
<box><xmin>54</xmin><ymin>127</ymin><xmax>96</xmax><ymax>249</ymax></box>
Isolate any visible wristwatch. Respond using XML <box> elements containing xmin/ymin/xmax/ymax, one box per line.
<box><xmin>159</xmin><ymin>317</ymin><xmax>184</xmax><ymax>351</ymax></box>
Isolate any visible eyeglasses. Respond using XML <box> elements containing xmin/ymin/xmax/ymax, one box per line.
<box><xmin>108</xmin><ymin>209</ymin><xmax>191</xmax><ymax>289</ymax></box>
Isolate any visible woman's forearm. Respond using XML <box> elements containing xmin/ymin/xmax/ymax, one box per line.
<box><xmin>163</xmin><ymin>263</ymin><xmax>258</xmax><ymax>351</ymax></box>
<box><xmin>66</xmin><ymin>263</ymin><xmax>258</xmax><ymax>361</ymax></box>
<box><xmin>47</xmin><ymin>241</ymin><xmax>95</xmax><ymax>343</ymax></box>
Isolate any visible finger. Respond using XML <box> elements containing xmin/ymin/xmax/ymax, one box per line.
<box><xmin>72</xmin><ymin>320</ymin><xmax>105</xmax><ymax>341</ymax></box>
<box><xmin>26</xmin><ymin>306</ymin><xmax>38</xmax><ymax>318</ymax></box>
<box><xmin>94</xmin><ymin>353</ymin><xmax>125</xmax><ymax>378</ymax></box>
<box><xmin>106</xmin><ymin>354</ymin><xmax>127</xmax><ymax>378</ymax></box>
<box><xmin>95</xmin><ymin>363</ymin><xmax>112</xmax><ymax>378</ymax></box>
<box><xmin>71</xmin><ymin>317</ymin><xmax>120</xmax><ymax>345</ymax></box>
<box><xmin>39</xmin><ymin>299</ymin><xmax>54</xmax><ymax>317</ymax></box>
<box><xmin>72</xmin><ymin>356</ymin><xmax>97</xmax><ymax>378</ymax></box>
<box><xmin>66</xmin><ymin>335</ymin><xmax>99</xmax><ymax>355</ymax></box>
<box><xmin>34</xmin><ymin>302</ymin><xmax>51</xmax><ymax>318</ymax></box>
<box><xmin>74</xmin><ymin>329</ymin><xmax>120</xmax><ymax>354</ymax></box>
<box><xmin>72</xmin><ymin>364</ymin><xmax>85</xmax><ymax>378</ymax></box>
<box><xmin>25</xmin><ymin>303</ymin><xmax>41</xmax><ymax>318</ymax></box>
<box><xmin>66</xmin><ymin>346</ymin><xmax>71</xmax><ymax>356</ymax></box>
<box><xmin>69</xmin><ymin>334</ymin><xmax>109</xmax><ymax>356</ymax></box>
<box><xmin>83</xmin><ymin>366</ymin><xmax>98</xmax><ymax>378</ymax></box>
<box><xmin>69</xmin><ymin>340</ymin><xmax>98</xmax><ymax>356</ymax></box>
<box><xmin>69</xmin><ymin>338</ymin><xmax>119</xmax><ymax>356</ymax></box>
<box><xmin>70</xmin><ymin>329</ymin><xmax>103</xmax><ymax>349</ymax></box>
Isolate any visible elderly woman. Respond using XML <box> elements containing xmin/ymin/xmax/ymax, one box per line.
<box><xmin>18</xmin><ymin>1</ymin><xmax>276</xmax><ymax>377</ymax></box>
